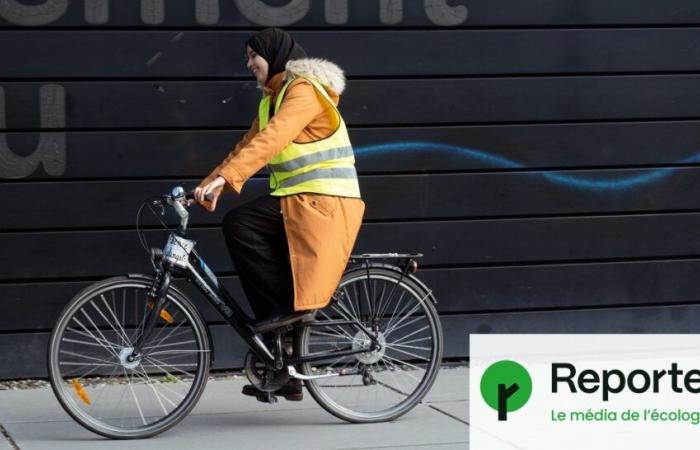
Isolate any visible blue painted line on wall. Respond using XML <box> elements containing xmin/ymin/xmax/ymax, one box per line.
<box><xmin>354</xmin><ymin>141</ymin><xmax>699</xmax><ymax>192</ymax></box>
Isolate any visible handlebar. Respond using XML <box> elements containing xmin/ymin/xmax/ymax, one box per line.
<box><xmin>151</xmin><ymin>186</ymin><xmax>215</xmax><ymax>233</ymax></box>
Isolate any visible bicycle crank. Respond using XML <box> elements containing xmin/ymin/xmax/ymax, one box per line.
<box><xmin>244</xmin><ymin>351</ymin><xmax>289</xmax><ymax>392</ymax></box>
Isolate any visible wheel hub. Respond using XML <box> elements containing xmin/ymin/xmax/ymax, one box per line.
<box><xmin>352</xmin><ymin>331</ymin><xmax>386</xmax><ymax>364</ymax></box>
<box><xmin>119</xmin><ymin>347</ymin><xmax>141</xmax><ymax>370</ymax></box>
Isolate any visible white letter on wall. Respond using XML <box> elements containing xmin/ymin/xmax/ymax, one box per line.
<box><xmin>324</xmin><ymin>0</ymin><xmax>347</xmax><ymax>25</ymax></box>
<box><xmin>424</xmin><ymin>0</ymin><xmax>467</xmax><ymax>26</ymax></box>
<box><xmin>84</xmin><ymin>0</ymin><xmax>221</xmax><ymax>25</ymax></box>
<box><xmin>234</xmin><ymin>0</ymin><xmax>310</xmax><ymax>26</ymax></box>
<box><xmin>84</xmin><ymin>0</ymin><xmax>108</xmax><ymax>24</ymax></box>
<box><xmin>380</xmin><ymin>0</ymin><xmax>403</xmax><ymax>25</ymax></box>
<box><xmin>324</xmin><ymin>0</ymin><xmax>405</xmax><ymax>25</ymax></box>
<box><xmin>0</xmin><ymin>85</ymin><xmax>66</xmax><ymax>178</ymax></box>
<box><xmin>0</xmin><ymin>0</ymin><xmax>68</xmax><ymax>26</ymax></box>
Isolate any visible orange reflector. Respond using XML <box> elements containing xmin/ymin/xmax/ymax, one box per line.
<box><xmin>71</xmin><ymin>379</ymin><xmax>91</xmax><ymax>405</ymax></box>
<box><xmin>147</xmin><ymin>300</ymin><xmax>173</xmax><ymax>323</ymax></box>
<box><xmin>159</xmin><ymin>309</ymin><xmax>173</xmax><ymax>323</ymax></box>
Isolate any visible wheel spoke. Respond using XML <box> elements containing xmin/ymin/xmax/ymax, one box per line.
<box><xmin>142</xmin><ymin>339</ymin><xmax>196</xmax><ymax>350</ymax></box>
<box><xmin>362</xmin><ymin>277</ymin><xmax>374</xmax><ymax>318</ymax></box>
<box><xmin>318</xmin><ymin>310</ymin><xmax>357</xmax><ymax>342</ymax></box>
<box><xmin>382</xmin><ymin>290</ymin><xmax>407</xmax><ymax>331</ymax></box>
<box><xmin>385</xmin><ymin>342</ymin><xmax>431</xmax><ymax>352</ymax></box>
<box><xmin>341</xmin><ymin>287</ymin><xmax>360</xmax><ymax>323</ymax></box>
<box><xmin>384</xmin><ymin>315</ymin><xmax>426</xmax><ymax>338</ymax></box>
<box><xmin>383</xmin><ymin>291</ymin><xmax>432</xmax><ymax>337</ymax></box>
<box><xmin>123</xmin><ymin>368</ymin><xmax>147</xmax><ymax>425</ymax></box>
<box><xmin>59</xmin><ymin>349</ymin><xmax>119</xmax><ymax>366</ymax></box>
<box><xmin>99</xmin><ymin>295</ymin><xmax>132</xmax><ymax>346</ymax></box>
<box><xmin>65</xmin><ymin>326</ymin><xmax>121</xmax><ymax>351</ymax></box>
<box><xmin>79</xmin><ymin>309</ymin><xmax>122</xmax><ymax>359</ymax></box>
<box><xmin>389</xmin><ymin>328</ymin><xmax>431</xmax><ymax>346</ymax></box>
<box><xmin>132</xmin><ymin>367</ymin><xmax>174</xmax><ymax>413</ymax></box>
<box><xmin>69</xmin><ymin>318</ymin><xmax>120</xmax><ymax>358</ymax></box>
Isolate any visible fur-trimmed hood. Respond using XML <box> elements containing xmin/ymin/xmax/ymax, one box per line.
<box><xmin>284</xmin><ymin>58</ymin><xmax>346</xmax><ymax>96</ymax></box>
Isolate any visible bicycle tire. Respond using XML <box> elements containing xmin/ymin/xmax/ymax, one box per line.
<box><xmin>47</xmin><ymin>275</ymin><xmax>211</xmax><ymax>439</ymax></box>
<box><xmin>297</xmin><ymin>265</ymin><xmax>443</xmax><ymax>423</ymax></box>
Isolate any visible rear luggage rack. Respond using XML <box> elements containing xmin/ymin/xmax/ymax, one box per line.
<box><xmin>349</xmin><ymin>253</ymin><xmax>423</xmax><ymax>274</ymax></box>
<box><xmin>350</xmin><ymin>253</ymin><xmax>423</xmax><ymax>260</ymax></box>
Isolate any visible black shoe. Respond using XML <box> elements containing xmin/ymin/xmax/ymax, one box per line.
<box><xmin>242</xmin><ymin>379</ymin><xmax>303</xmax><ymax>402</ymax></box>
<box><xmin>253</xmin><ymin>312</ymin><xmax>315</xmax><ymax>334</ymax></box>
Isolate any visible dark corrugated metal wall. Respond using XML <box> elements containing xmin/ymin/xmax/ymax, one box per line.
<box><xmin>2</xmin><ymin>0</ymin><xmax>700</xmax><ymax>378</ymax></box>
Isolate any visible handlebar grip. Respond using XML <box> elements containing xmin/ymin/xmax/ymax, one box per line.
<box><xmin>185</xmin><ymin>191</ymin><xmax>216</xmax><ymax>202</ymax></box>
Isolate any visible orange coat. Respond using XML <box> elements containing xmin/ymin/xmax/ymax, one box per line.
<box><xmin>197</xmin><ymin>61</ymin><xmax>365</xmax><ymax>311</ymax></box>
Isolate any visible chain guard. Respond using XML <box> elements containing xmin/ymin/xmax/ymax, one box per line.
<box><xmin>244</xmin><ymin>351</ymin><xmax>289</xmax><ymax>392</ymax></box>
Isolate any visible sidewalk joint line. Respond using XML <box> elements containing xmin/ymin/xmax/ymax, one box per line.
<box><xmin>426</xmin><ymin>404</ymin><xmax>469</xmax><ymax>426</ymax></box>
<box><xmin>0</xmin><ymin>423</ymin><xmax>20</xmax><ymax>450</ymax></box>
<box><xmin>336</xmin><ymin>441</ymin><xmax>469</xmax><ymax>450</ymax></box>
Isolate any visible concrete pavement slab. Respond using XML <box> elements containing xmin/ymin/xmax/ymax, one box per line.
<box><xmin>0</xmin><ymin>366</ymin><xmax>468</xmax><ymax>449</ymax></box>
<box><xmin>0</xmin><ymin>387</ymin><xmax>64</xmax><ymax>424</ymax></box>
<box><xmin>424</xmin><ymin>366</ymin><xmax>468</xmax><ymax>403</ymax></box>
<box><xmin>3</xmin><ymin>402</ymin><xmax>466</xmax><ymax>450</ymax></box>
<box><xmin>350</xmin><ymin>443</ymin><xmax>468</xmax><ymax>450</ymax></box>
<box><xmin>0</xmin><ymin>380</ymin><xmax>317</xmax><ymax>426</ymax></box>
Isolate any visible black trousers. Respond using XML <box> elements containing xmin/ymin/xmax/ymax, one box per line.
<box><xmin>221</xmin><ymin>195</ymin><xmax>295</xmax><ymax>320</ymax></box>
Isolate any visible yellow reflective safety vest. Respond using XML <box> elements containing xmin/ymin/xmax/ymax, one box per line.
<box><xmin>258</xmin><ymin>77</ymin><xmax>361</xmax><ymax>198</ymax></box>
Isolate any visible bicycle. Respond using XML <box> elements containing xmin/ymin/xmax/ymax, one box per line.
<box><xmin>47</xmin><ymin>186</ymin><xmax>444</xmax><ymax>439</ymax></box>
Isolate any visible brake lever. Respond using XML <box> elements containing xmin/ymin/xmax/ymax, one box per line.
<box><xmin>149</xmin><ymin>196</ymin><xmax>167</xmax><ymax>216</ymax></box>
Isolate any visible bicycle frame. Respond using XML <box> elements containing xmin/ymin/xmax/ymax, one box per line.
<box><xmin>130</xmin><ymin>188</ymin><xmax>383</xmax><ymax>373</ymax></box>
<box><xmin>134</xmin><ymin>243</ymin><xmax>379</xmax><ymax>367</ymax></box>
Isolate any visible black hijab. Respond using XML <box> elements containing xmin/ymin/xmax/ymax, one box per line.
<box><xmin>245</xmin><ymin>28</ymin><xmax>307</xmax><ymax>85</ymax></box>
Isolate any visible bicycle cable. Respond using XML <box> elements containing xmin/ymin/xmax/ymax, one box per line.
<box><xmin>135</xmin><ymin>196</ymin><xmax>173</xmax><ymax>255</ymax></box>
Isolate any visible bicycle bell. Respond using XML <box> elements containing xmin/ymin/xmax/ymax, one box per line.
<box><xmin>171</xmin><ymin>186</ymin><xmax>186</xmax><ymax>200</ymax></box>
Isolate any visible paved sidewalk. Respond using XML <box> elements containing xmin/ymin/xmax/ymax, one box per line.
<box><xmin>0</xmin><ymin>366</ymin><xmax>468</xmax><ymax>450</ymax></box>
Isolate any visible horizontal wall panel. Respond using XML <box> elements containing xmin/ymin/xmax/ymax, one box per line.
<box><xmin>8</xmin><ymin>29</ymin><xmax>700</xmax><ymax>78</ymax></box>
<box><xmin>7</xmin><ymin>76</ymin><xmax>700</xmax><ymax>131</ymax></box>
<box><xmin>1</xmin><ymin>1</ymin><xmax>699</xmax><ymax>28</ymax></box>
<box><xmin>345</xmin><ymin>76</ymin><xmax>700</xmax><ymax>126</ymax></box>
<box><xmin>4</xmin><ymin>305</ymin><xmax>700</xmax><ymax>379</ymax></box>
<box><xmin>0</xmin><ymin>324</ymin><xmax>249</xmax><ymax>379</ymax></box>
<box><xmin>449</xmin><ymin>305</ymin><xmax>700</xmax><ymax>360</ymax></box>
<box><xmin>0</xmin><ymin>278</ymin><xmax>251</xmax><ymax>332</ymax></box>
<box><xmin>3</xmin><ymin>259</ymin><xmax>700</xmax><ymax>331</ymax></box>
<box><xmin>4</xmin><ymin>213</ymin><xmax>700</xmax><ymax>280</ymax></box>
<box><xmin>5</xmin><ymin>166</ymin><xmax>700</xmax><ymax>229</ymax></box>
<box><xmin>419</xmin><ymin>260</ymin><xmax>700</xmax><ymax>313</ymax></box>
<box><xmin>5</xmin><ymin>121</ymin><xmax>700</xmax><ymax>181</ymax></box>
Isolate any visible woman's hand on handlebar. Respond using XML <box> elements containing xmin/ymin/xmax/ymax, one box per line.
<box><xmin>191</xmin><ymin>176</ymin><xmax>226</xmax><ymax>209</ymax></box>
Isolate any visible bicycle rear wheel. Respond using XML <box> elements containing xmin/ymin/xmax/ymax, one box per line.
<box><xmin>297</xmin><ymin>266</ymin><xmax>443</xmax><ymax>423</ymax></box>
<box><xmin>47</xmin><ymin>275</ymin><xmax>211</xmax><ymax>439</ymax></box>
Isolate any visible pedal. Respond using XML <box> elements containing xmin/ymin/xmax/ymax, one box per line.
<box><xmin>256</xmin><ymin>392</ymin><xmax>278</xmax><ymax>404</ymax></box>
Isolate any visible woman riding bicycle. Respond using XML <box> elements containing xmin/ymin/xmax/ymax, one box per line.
<box><xmin>193</xmin><ymin>28</ymin><xmax>365</xmax><ymax>400</ymax></box>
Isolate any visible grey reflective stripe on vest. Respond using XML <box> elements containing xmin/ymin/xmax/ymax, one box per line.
<box><xmin>268</xmin><ymin>145</ymin><xmax>355</xmax><ymax>172</ymax></box>
<box><xmin>279</xmin><ymin>167</ymin><xmax>358</xmax><ymax>188</ymax></box>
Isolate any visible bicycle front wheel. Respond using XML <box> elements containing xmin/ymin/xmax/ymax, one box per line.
<box><xmin>47</xmin><ymin>275</ymin><xmax>211</xmax><ymax>439</ymax></box>
<box><xmin>298</xmin><ymin>266</ymin><xmax>443</xmax><ymax>423</ymax></box>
